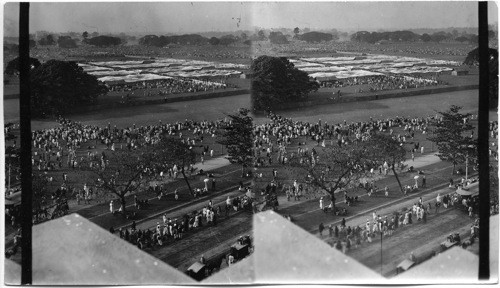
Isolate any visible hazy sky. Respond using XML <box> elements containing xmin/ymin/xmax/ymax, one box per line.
<box><xmin>3</xmin><ymin>1</ymin><xmax>498</xmax><ymax>36</ymax></box>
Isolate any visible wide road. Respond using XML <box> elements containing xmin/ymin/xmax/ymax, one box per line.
<box><xmin>121</xmin><ymin>187</ymin><xmax>252</xmax><ymax>272</ymax></box>
<box><xmin>5</xmin><ymin>89</ymin><xmax>480</xmax><ymax>130</ymax></box>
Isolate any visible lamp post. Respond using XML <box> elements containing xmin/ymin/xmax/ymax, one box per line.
<box><xmin>380</xmin><ymin>230</ymin><xmax>383</xmax><ymax>276</ymax></box>
<box><xmin>463</xmin><ymin>144</ymin><xmax>475</xmax><ymax>183</ymax></box>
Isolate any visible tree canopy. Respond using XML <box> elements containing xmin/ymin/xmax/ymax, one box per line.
<box><xmin>217</xmin><ymin>108</ymin><xmax>254</xmax><ymax>177</ymax></box>
<box><xmin>139</xmin><ymin>34</ymin><xmax>209</xmax><ymax>47</ymax></box>
<box><xmin>38</xmin><ymin>34</ymin><xmax>55</xmax><ymax>46</ymax></box>
<box><xmin>85</xmin><ymin>148</ymin><xmax>154</xmax><ymax>214</ymax></box>
<box><xmin>250</xmin><ymin>56</ymin><xmax>319</xmax><ymax>111</ymax></box>
<box><xmin>289</xmin><ymin>139</ymin><xmax>377</xmax><ymax>214</ymax></box>
<box><xmin>428</xmin><ymin>105</ymin><xmax>477</xmax><ymax>175</ymax></box>
<box><xmin>298</xmin><ymin>31</ymin><xmax>334</xmax><ymax>43</ymax></box>
<box><xmin>150</xmin><ymin>136</ymin><xmax>197</xmax><ymax>195</ymax></box>
<box><xmin>269</xmin><ymin>32</ymin><xmax>289</xmax><ymax>44</ymax></box>
<box><xmin>86</xmin><ymin>35</ymin><xmax>122</xmax><ymax>47</ymax></box>
<box><xmin>351</xmin><ymin>30</ymin><xmax>419</xmax><ymax>43</ymax></box>
<box><xmin>464</xmin><ymin>47</ymin><xmax>498</xmax><ymax>109</ymax></box>
<box><xmin>368</xmin><ymin>132</ymin><xmax>407</xmax><ymax>194</ymax></box>
<box><xmin>57</xmin><ymin>36</ymin><xmax>78</xmax><ymax>48</ymax></box>
<box><xmin>30</xmin><ymin>60</ymin><xmax>108</xmax><ymax>117</ymax></box>
<box><xmin>5</xmin><ymin>56</ymin><xmax>41</xmax><ymax>75</ymax></box>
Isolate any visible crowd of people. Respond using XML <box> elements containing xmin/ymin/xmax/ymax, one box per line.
<box><xmin>108</xmin><ymin>78</ymin><xmax>231</xmax><ymax>95</ymax></box>
<box><xmin>254</xmin><ymin>40</ymin><xmax>475</xmax><ymax>58</ymax></box>
<box><xmin>317</xmin><ymin>74</ymin><xmax>445</xmax><ymax>92</ymax></box>
<box><xmin>28</xmin><ymin>114</ymin><xmax>237</xmax><ymax>222</ymax></box>
<box><xmin>111</xmin><ymin>194</ymin><xmax>252</xmax><ymax>250</ymax></box>
<box><xmin>319</xmin><ymin>189</ymin><xmax>485</xmax><ymax>255</ymax></box>
<box><xmin>252</xmin><ymin>111</ymin><xmax>441</xmax><ymax>171</ymax></box>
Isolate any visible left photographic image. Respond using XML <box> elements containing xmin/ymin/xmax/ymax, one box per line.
<box><xmin>4</xmin><ymin>2</ymin><xmax>255</xmax><ymax>284</ymax></box>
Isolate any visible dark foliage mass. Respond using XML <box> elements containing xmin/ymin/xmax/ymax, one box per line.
<box><xmin>217</xmin><ymin>108</ymin><xmax>254</xmax><ymax>177</ymax></box>
<box><xmin>139</xmin><ymin>34</ymin><xmax>209</xmax><ymax>47</ymax></box>
<box><xmin>269</xmin><ymin>32</ymin><xmax>289</xmax><ymax>44</ymax></box>
<box><xmin>351</xmin><ymin>30</ymin><xmax>419</xmax><ymax>43</ymax></box>
<box><xmin>57</xmin><ymin>36</ymin><xmax>78</xmax><ymax>48</ymax></box>
<box><xmin>298</xmin><ymin>31</ymin><xmax>334</xmax><ymax>43</ymax></box>
<box><xmin>250</xmin><ymin>56</ymin><xmax>319</xmax><ymax>111</ymax></box>
<box><xmin>38</xmin><ymin>34</ymin><xmax>55</xmax><ymax>46</ymax></box>
<box><xmin>86</xmin><ymin>35</ymin><xmax>122</xmax><ymax>47</ymax></box>
<box><xmin>351</xmin><ymin>30</ymin><xmax>478</xmax><ymax>44</ymax></box>
<box><xmin>464</xmin><ymin>47</ymin><xmax>498</xmax><ymax>109</ymax></box>
<box><xmin>5</xmin><ymin>56</ymin><xmax>41</xmax><ymax>75</ymax></box>
<box><xmin>30</xmin><ymin>60</ymin><xmax>108</xmax><ymax>117</ymax></box>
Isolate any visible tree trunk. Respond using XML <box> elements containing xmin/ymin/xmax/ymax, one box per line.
<box><xmin>119</xmin><ymin>194</ymin><xmax>127</xmax><ymax>214</ymax></box>
<box><xmin>392</xmin><ymin>167</ymin><xmax>405</xmax><ymax>195</ymax></box>
<box><xmin>241</xmin><ymin>165</ymin><xmax>245</xmax><ymax>178</ymax></box>
<box><xmin>451</xmin><ymin>163</ymin><xmax>456</xmax><ymax>176</ymax></box>
<box><xmin>329</xmin><ymin>188</ymin><xmax>336</xmax><ymax>215</ymax></box>
<box><xmin>181</xmin><ymin>169</ymin><xmax>194</xmax><ymax>196</ymax></box>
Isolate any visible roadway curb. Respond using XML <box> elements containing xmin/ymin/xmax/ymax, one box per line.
<box><xmin>112</xmin><ymin>180</ymin><xmax>252</xmax><ymax>231</ymax></box>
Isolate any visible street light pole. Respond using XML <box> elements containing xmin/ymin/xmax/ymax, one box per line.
<box><xmin>380</xmin><ymin>231</ymin><xmax>383</xmax><ymax>276</ymax></box>
<box><xmin>8</xmin><ymin>162</ymin><xmax>11</xmax><ymax>191</ymax></box>
<box><xmin>465</xmin><ymin>153</ymin><xmax>468</xmax><ymax>183</ymax></box>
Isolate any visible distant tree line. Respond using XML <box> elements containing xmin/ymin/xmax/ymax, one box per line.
<box><xmin>296</xmin><ymin>31</ymin><xmax>336</xmax><ymax>43</ymax></box>
<box><xmin>351</xmin><ymin>30</ymin><xmax>480</xmax><ymax>44</ymax></box>
<box><xmin>139</xmin><ymin>34</ymin><xmax>209</xmax><ymax>46</ymax></box>
<box><xmin>83</xmin><ymin>35</ymin><xmax>122</xmax><ymax>47</ymax></box>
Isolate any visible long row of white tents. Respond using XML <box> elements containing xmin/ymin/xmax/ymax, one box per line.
<box><xmin>78</xmin><ymin>58</ymin><xmax>247</xmax><ymax>84</ymax></box>
<box><xmin>296</xmin><ymin>53</ymin><xmax>460</xmax><ymax>80</ymax></box>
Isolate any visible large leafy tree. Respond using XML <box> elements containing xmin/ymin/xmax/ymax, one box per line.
<box><xmin>150</xmin><ymin>136</ymin><xmax>196</xmax><ymax>196</ymax></box>
<box><xmin>30</xmin><ymin>60</ymin><xmax>108</xmax><ymax>117</ymax></box>
<box><xmin>5</xmin><ymin>56</ymin><xmax>40</xmax><ymax>75</ymax></box>
<box><xmin>217</xmin><ymin>108</ymin><xmax>254</xmax><ymax>177</ymax></box>
<box><xmin>428</xmin><ymin>105</ymin><xmax>477</xmax><ymax>175</ymax></box>
<box><xmin>464</xmin><ymin>47</ymin><xmax>498</xmax><ymax>109</ymax></box>
<box><xmin>85</xmin><ymin>148</ymin><xmax>154</xmax><ymax>214</ymax></box>
<box><xmin>57</xmin><ymin>36</ymin><xmax>78</xmax><ymax>48</ymax></box>
<box><xmin>269</xmin><ymin>32</ymin><xmax>289</xmax><ymax>44</ymax></box>
<box><xmin>368</xmin><ymin>132</ymin><xmax>407</xmax><ymax>195</ymax></box>
<box><xmin>289</xmin><ymin>140</ymin><xmax>376</xmax><ymax>214</ymax></box>
<box><xmin>251</xmin><ymin>56</ymin><xmax>319</xmax><ymax>111</ymax></box>
<box><xmin>38</xmin><ymin>34</ymin><xmax>55</xmax><ymax>45</ymax></box>
<box><xmin>293</xmin><ymin>27</ymin><xmax>300</xmax><ymax>36</ymax></box>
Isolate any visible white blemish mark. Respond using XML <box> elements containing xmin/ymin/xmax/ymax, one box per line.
<box><xmin>154</xmin><ymin>261</ymin><xmax>158</xmax><ymax>266</ymax></box>
<box><xmin>135</xmin><ymin>259</ymin><xmax>141</xmax><ymax>264</ymax></box>
<box><xmin>103</xmin><ymin>269</ymin><xmax>107</xmax><ymax>274</ymax></box>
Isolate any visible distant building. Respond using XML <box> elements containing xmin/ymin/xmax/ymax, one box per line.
<box><xmin>451</xmin><ymin>68</ymin><xmax>469</xmax><ymax>76</ymax></box>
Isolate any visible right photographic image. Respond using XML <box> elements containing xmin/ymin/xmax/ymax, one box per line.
<box><xmin>248</xmin><ymin>1</ymin><xmax>498</xmax><ymax>284</ymax></box>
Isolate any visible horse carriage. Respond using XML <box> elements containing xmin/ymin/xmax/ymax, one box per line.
<box><xmin>257</xmin><ymin>193</ymin><xmax>278</xmax><ymax>212</ymax></box>
<box><xmin>49</xmin><ymin>199</ymin><xmax>70</xmax><ymax>220</ymax></box>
